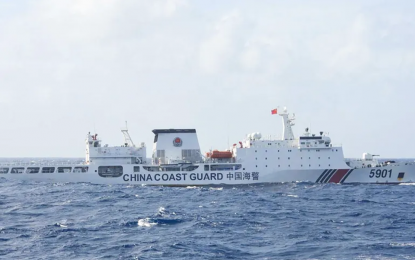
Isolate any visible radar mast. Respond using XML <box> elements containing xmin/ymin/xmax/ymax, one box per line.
<box><xmin>278</xmin><ymin>107</ymin><xmax>295</xmax><ymax>140</ymax></box>
<box><xmin>121</xmin><ymin>121</ymin><xmax>135</xmax><ymax>147</ymax></box>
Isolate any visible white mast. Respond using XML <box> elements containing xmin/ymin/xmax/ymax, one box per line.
<box><xmin>121</xmin><ymin>121</ymin><xmax>135</xmax><ymax>147</ymax></box>
<box><xmin>278</xmin><ymin>107</ymin><xmax>295</xmax><ymax>140</ymax></box>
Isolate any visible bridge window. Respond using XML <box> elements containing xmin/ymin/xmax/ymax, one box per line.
<box><xmin>11</xmin><ymin>167</ymin><xmax>24</xmax><ymax>174</ymax></box>
<box><xmin>134</xmin><ymin>166</ymin><xmax>140</xmax><ymax>172</ymax></box>
<box><xmin>58</xmin><ymin>167</ymin><xmax>72</xmax><ymax>173</ymax></box>
<box><xmin>98</xmin><ymin>166</ymin><xmax>123</xmax><ymax>178</ymax></box>
<box><xmin>73</xmin><ymin>167</ymin><xmax>88</xmax><ymax>173</ymax></box>
<box><xmin>0</xmin><ymin>167</ymin><xmax>9</xmax><ymax>174</ymax></box>
<box><xmin>26</xmin><ymin>167</ymin><xmax>40</xmax><ymax>174</ymax></box>
<box><xmin>42</xmin><ymin>167</ymin><xmax>55</xmax><ymax>173</ymax></box>
<box><xmin>204</xmin><ymin>165</ymin><xmax>209</xmax><ymax>171</ymax></box>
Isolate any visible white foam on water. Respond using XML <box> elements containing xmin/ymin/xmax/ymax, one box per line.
<box><xmin>399</xmin><ymin>183</ymin><xmax>415</xmax><ymax>185</ymax></box>
<box><xmin>186</xmin><ymin>186</ymin><xmax>198</xmax><ymax>189</ymax></box>
<box><xmin>55</xmin><ymin>222</ymin><xmax>68</xmax><ymax>228</ymax></box>
<box><xmin>209</xmin><ymin>187</ymin><xmax>223</xmax><ymax>191</ymax></box>
<box><xmin>138</xmin><ymin>218</ymin><xmax>157</xmax><ymax>227</ymax></box>
<box><xmin>390</xmin><ymin>242</ymin><xmax>415</xmax><ymax>247</ymax></box>
<box><xmin>287</xmin><ymin>194</ymin><xmax>299</xmax><ymax>198</ymax></box>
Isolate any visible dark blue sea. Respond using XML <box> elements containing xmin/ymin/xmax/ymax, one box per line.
<box><xmin>1</xmin><ymin>160</ymin><xmax>415</xmax><ymax>259</ymax></box>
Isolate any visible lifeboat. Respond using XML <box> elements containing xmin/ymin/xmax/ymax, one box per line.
<box><xmin>206</xmin><ymin>150</ymin><xmax>233</xmax><ymax>159</ymax></box>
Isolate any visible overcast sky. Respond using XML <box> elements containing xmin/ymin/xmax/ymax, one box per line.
<box><xmin>1</xmin><ymin>0</ymin><xmax>414</xmax><ymax>158</ymax></box>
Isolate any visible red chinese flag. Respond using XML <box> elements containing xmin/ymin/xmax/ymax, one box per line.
<box><xmin>271</xmin><ymin>109</ymin><xmax>277</xmax><ymax>115</ymax></box>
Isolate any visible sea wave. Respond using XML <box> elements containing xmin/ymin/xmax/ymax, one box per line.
<box><xmin>1</xmin><ymin>173</ymin><xmax>415</xmax><ymax>259</ymax></box>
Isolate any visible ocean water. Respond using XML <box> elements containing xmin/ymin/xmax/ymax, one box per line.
<box><xmin>1</xmin><ymin>161</ymin><xmax>415</xmax><ymax>259</ymax></box>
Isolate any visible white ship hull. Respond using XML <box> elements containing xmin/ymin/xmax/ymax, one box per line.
<box><xmin>1</xmin><ymin>163</ymin><xmax>414</xmax><ymax>185</ymax></box>
<box><xmin>3</xmin><ymin>107</ymin><xmax>413</xmax><ymax>185</ymax></box>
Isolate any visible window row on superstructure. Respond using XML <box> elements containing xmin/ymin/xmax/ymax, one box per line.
<box><xmin>252</xmin><ymin>149</ymin><xmax>339</xmax><ymax>152</ymax></box>
<box><xmin>0</xmin><ymin>166</ymin><xmax>89</xmax><ymax>174</ymax></box>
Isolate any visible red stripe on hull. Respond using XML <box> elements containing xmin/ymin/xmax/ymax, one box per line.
<box><xmin>328</xmin><ymin>169</ymin><xmax>349</xmax><ymax>183</ymax></box>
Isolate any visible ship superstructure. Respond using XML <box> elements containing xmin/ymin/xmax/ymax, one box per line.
<box><xmin>1</xmin><ymin>107</ymin><xmax>414</xmax><ymax>185</ymax></box>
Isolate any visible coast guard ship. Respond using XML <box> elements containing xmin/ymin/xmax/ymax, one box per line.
<box><xmin>1</xmin><ymin>107</ymin><xmax>414</xmax><ymax>185</ymax></box>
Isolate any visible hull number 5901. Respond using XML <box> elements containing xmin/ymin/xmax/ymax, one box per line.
<box><xmin>369</xmin><ymin>169</ymin><xmax>392</xmax><ymax>178</ymax></box>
